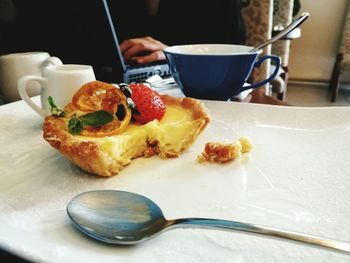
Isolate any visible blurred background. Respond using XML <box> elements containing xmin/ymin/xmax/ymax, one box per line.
<box><xmin>1</xmin><ymin>0</ymin><xmax>350</xmax><ymax>106</ymax></box>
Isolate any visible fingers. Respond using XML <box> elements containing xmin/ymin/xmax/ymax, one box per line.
<box><xmin>120</xmin><ymin>36</ymin><xmax>162</xmax><ymax>53</ymax></box>
<box><xmin>122</xmin><ymin>43</ymin><xmax>148</xmax><ymax>62</ymax></box>
<box><xmin>120</xmin><ymin>36</ymin><xmax>167</xmax><ymax>64</ymax></box>
<box><xmin>133</xmin><ymin>50</ymin><xmax>166</xmax><ymax>64</ymax></box>
<box><xmin>119</xmin><ymin>39</ymin><xmax>137</xmax><ymax>54</ymax></box>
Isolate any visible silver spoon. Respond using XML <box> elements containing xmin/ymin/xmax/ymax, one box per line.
<box><xmin>250</xmin><ymin>12</ymin><xmax>310</xmax><ymax>52</ymax></box>
<box><xmin>67</xmin><ymin>190</ymin><xmax>350</xmax><ymax>253</ymax></box>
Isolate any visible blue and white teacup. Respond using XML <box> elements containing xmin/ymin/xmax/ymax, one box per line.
<box><xmin>163</xmin><ymin>44</ymin><xmax>280</xmax><ymax>101</ymax></box>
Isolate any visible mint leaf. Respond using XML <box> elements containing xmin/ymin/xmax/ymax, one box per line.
<box><xmin>68</xmin><ymin>116</ymin><xmax>83</xmax><ymax>135</ymax></box>
<box><xmin>47</xmin><ymin>96</ymin><xmax>65</xmax><ymax>117</ymax></box>
<box><xmin>79</xmin><ymin>110</ymin><xmax>113</xmax><ymax>128</ymax></box>
<box><xmin>67</xmin><ymin>111</ymin><xmax>113</xmax><ymax>135</ymax></box>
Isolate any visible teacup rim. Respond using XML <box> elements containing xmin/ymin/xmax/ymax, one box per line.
<box><xmin>163</xmin><ymin>44</ymin><xmax>262</xmax><ymax>56</ymax></box>
<box><xmin>44</xmin><ymin>64</ymin><xmax>93</xmax><ymax>70</ymax></box>
<box><xmin>0</xmin><ymin>51</ymin><xmax>50</xmax><ymax>59</ymax></box>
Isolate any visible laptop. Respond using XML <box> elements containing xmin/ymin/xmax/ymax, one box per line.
<box><xmin>101</xmin><ymin>0</ymin><xmax>170</xmax><ymax>83</ymax></box>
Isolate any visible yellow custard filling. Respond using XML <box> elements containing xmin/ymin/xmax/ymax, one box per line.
<box><xmin>76</xmin><ymin>104</ymin><xmax>195</xmax><ymax>164</ymax></box>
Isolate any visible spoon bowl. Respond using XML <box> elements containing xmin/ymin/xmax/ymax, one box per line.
<box><xmin>67</xmin><ymin>190</ymin><xmax>168</xmax><ymax>244</ymax></box>
<box><xmin>67</xmin><ymin>190</ymin><xmax>350</xmax><ymax>253</ymax></box>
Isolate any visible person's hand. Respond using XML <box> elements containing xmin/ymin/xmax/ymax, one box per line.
<box><xmin>120</xmin><ymin>36</ymin><xmax>167</xmax><ymax>65</ymax></box>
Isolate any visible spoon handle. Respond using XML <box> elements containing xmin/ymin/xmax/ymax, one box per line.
<box><xmin>170</xmin><ymin>218</ymin><xmax>350</xmax><ymax>254</ymax></box>
<box><xmin>250</xmin><ymin>12</ymin><xmax>310</xmax><ymax>52</ymax></box>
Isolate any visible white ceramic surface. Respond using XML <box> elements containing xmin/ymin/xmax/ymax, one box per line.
<box><xmin>0</xmin><ymin>52</ymin><xmax>62</xmax><ymax>103</ymax></box>
<box><xmin>164</xmin><ymin>44</ymin><xmax>259</xmax><ymax>55</ymax></box>
<box><xmin>18</xmin><ymin>64</ymin><xmax>96</xmax><ymax>117</ymax></box>
<box><xmin>1</xmin><ymin>97</ymin><xmax>350</xmax><ymax>262</ymax></box>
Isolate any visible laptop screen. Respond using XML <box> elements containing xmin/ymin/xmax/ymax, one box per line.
<box><xmin>102</xmin><ymin>0</ymin><xmax>127</xmax><ymax>73</ymax></box>
<box><xmin>102</xmin><ymin>0</ymin><xmax>170</xmax><ymax>83</ymax></box>
<box><xmin>29</xmin><ymin>0</ymin><xmax>126</xmax><ymax>83</ymax></box>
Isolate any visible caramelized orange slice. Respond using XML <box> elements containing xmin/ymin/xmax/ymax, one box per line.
<box><xmin>70</xmin><ymin>81</ymin><xmax>131</xmax><ymax>137</ymax></box>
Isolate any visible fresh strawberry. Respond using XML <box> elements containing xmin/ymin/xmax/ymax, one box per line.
<box><xmin>129</xmin><ymin>83</ymin><xmax>166</xmax><ymax>124</ymax></box>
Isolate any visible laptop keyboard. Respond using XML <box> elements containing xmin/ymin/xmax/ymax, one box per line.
<box><xmin>124</xmin><ymin>63</ymin><xmax>171</xmax><ymax>83</ymax></box>
<box><xmin>128</xmin><ymin>72</ymin><xmax>150</xmax><ymax>82</ymax></box>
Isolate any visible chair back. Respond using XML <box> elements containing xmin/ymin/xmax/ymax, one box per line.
<box><xmin>272</xmin><ymin>0</ymin><xmax>295</xmax><ymax>68</ymax></box>
<box><xmin>339</xmin><ymin>0</ymin><xmax>350</xmax><ymax>56</ymax></box>
<box><xmin>241</xmin><ymin>0</ymin><xmax>274</xmax><ymax>90</ymax></box>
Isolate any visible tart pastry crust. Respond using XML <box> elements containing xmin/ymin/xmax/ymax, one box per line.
<box><xmin>43</xmin><ymin>95</ymin><xmax>210</xmax><ymax>177</ymax></box>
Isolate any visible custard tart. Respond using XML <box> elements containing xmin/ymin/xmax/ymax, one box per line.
<box><xmin>43</xmin><ymin>81</ymin><xmax>210</xmax><ymax>177</ymax></box>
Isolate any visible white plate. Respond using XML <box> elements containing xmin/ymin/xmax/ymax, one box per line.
<box><xmin>1</xmin><ymin>99</ymin><xmax>350</xmax><ymax>262</ymax></box>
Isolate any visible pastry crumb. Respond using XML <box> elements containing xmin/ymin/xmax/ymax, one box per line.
<box><xmin>197</xmin><ymin>137</ymin><xmax>253</xmax><ymax>163</ymax></box>
<box><xmin>239</xmin><ymin>136</ymin><xmax>253</xmax><ymax>153</ymax></box>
